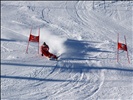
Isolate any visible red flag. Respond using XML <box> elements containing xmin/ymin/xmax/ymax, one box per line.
<box><xmin>118</xmin><ymin>42</ymin><xmax>127</xmax><ymax>51</ymax></box>
<box><xmin>29</xmin><ymin>34</ymin><xmax>39</xmax><ymax>42</ymax></box>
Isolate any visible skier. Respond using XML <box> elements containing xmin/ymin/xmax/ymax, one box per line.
<box><xmin>41</xmin><ymin>42</ymin><xmax>58</xmax><ymax>60</ymax></box>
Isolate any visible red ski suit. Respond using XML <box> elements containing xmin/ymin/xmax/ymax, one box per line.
<box><xmin>41</xmin><ymin>45</ymin><xmax>57</xmax><ymax>59</ymax></box>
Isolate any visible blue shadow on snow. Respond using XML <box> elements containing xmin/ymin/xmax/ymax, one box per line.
<box><xmin>63</xmin><ymin>39</ymin><xmax>112</xmax><ymax>60</ymax></box>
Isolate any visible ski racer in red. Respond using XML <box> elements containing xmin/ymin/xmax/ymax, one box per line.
<box><xmin>41</xmin><ymin>42</ymin><xmax>58</xmax><ymax>60</ymax></box>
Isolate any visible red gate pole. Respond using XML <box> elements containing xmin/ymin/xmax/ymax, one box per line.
<box><xmin>117</xmin><ymin>33</ymin><xmax>119</xmax><ymax>63</ymax></box>
<box><xmin>38</xmin><ymin>28</ymin><xmax>40</xmax><ymax>54</ymax></box>
<box><xmin>124</xmin><ymin>35</ymin><xmax>130</xmax><ymax>64</ymax></box>
<box><xmin>26</xmin><ymin>41</ymin><xmax>30</xmax><ymax>54</ymax></box>
<box><xmin>26</xmin><ymin>28</ymin><xmax>32</xmax><ymax>53</ymax></box>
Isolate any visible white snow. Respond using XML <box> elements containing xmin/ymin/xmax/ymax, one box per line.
<box><xmin>1</xmin><ymin>1</ymin><xmax>133</xmax><ymax>100</ymax></box>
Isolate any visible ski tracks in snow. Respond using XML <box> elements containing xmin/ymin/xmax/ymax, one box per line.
<box><xmin>2</xmin><ymin>1</ymin><xmax>132</xmax><ymax>99</ymax></box>
<box><xmin>44</xmin><ymin>39</ymin><xmax>107</xmax><ymax>99</ymax></box>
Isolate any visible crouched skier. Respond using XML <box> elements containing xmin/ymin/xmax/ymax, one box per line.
<box><xmin>41</xmin><ymin>42</ymin><xmax>58</xmax><ymax>60</ymax></box>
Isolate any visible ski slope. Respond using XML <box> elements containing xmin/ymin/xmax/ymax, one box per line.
<box><xmin>1</xmin><ymin>1</ymin><xmax>133</xmax><ymax>100</ymax></box>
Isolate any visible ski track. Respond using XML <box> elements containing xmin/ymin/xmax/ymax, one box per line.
<box><xmin>1</xmin><ymin>1</ymin><xmax>133</xmax><ymax>100</ymax></box>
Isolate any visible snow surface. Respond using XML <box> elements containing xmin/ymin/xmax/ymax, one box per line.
<box><xmin>1</xmin><ymin>1</ymin><xmax>133</xmax><ymax>100</ymax></box>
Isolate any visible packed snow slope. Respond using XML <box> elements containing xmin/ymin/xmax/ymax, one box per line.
<box><xmin>1</xmin><ymin>1</ymin><xmax>133</xmax><ymax>100</ymax></box>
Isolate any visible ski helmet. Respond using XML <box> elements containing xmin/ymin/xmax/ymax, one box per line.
<box><xmin>43</xmin><ymin>42</ymin><xmax>46</xmax><ymax>45</ymax></box>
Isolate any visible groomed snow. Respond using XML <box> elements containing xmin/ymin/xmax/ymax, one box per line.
<box><xmin>1</xmin><ymin>1</ymin><xmax>133</xmax><ymax>100</ymax></box>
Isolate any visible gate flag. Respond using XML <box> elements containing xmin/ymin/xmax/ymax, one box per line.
<box><xmin>26</xmin><ymin>28</ymin><xmax>40</xmax><ymax>54</ymax></box>
<box><xmin>117</xmin><ymin>42</ymin><xmax>127</xmax><ymax>51</ymax></box>
<box><xmin>117</xmin><ymin>33</ymin><xmax>130</xmax><ymax>63</ymax></box>
<box><xmin>29</xmin><ymin>34</ymin><xmax>39</xmax><ymax>42</ymax></box>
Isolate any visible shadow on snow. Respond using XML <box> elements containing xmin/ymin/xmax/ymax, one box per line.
<box><xmin>63</xmin><ymin>39</ymin><xmax>112</xmax><ymax>59</ymax></box>
<box><xmin>1</xmin><ymin>62</ymin><xmax>133</xmax><ymax>72</ymax></box>
<box><xmin>1</xmin><ymin>75</ymin><xmax>83</xmax><ymax>82</ymax></box>
<box><xmin>1</xmin><ymin>38</ymin><xmax>17</xmax><ymax>42</ymax></box>
<box><xmin>1</xmin><ymin>39</ymin><xmax>132</xmax><ymax>82</ymax></box>
<box><xmin>1</xmin><ymin>62</ymin><xmax>133</xmax><ymax>82</ymax></box>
